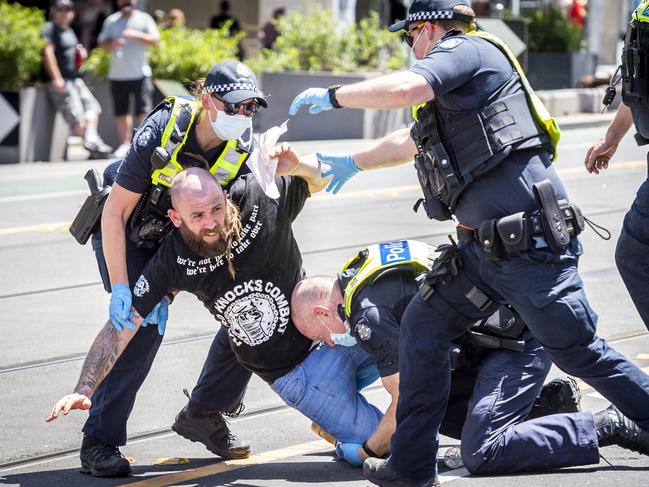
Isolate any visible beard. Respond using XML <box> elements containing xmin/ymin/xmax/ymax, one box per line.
<box><xmin>178</xmin><ymin>221</ymin><xmax>228</xmax><ymax>258</ymax></box>
<box><xmin>177</xmin><ymin>199</ymin><xmax>242</xmax><ymax>262</ymax></box>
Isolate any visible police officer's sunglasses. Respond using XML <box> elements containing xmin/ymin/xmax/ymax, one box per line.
<box><xmin>401</xmin><ymin>22</ymin><xmax>428</xmax><ymax>48</ymax></box>
<box><xmin>212</xmin><ymin>95</ymin><xmax>260</xmax><ymax>117</ymax></box>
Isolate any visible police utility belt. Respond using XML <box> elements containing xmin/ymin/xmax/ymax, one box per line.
<box><xmin>455</xmin><ymin>180</ymin><xmax>585</xmax><ymax>259</ymax></box>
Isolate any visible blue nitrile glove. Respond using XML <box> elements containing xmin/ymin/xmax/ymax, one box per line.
<box><xmin>317</xmin><ymin>152</ymin><xmax>361</xmax><ymax>194</ymax></box>
<box><xmin>108</xmin><ymin>283</ymin><xmax>134</xmax><ymax>332</ymax></box>
<box><xmin>140</xmin><ymin>297</ymin><xmax>169</xmax><ymax>335</ymax></box>
<box><xmin>336</xmin><ymin>442</ymin><xmax>364</xmax><ymax>467</ymax></box>
<box><xmin>289</xmin><ymin>88</ymin><xmax>332</xmax><ymax>116</ymax></box>
<box><xmin>356</xmin><ymin>361</ymin><xmax>380</xmax><ymax>390</ymax></box>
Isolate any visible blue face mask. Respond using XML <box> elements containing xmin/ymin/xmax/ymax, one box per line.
<box><xmin>318</xmin><ymin>314</ymin><xmax>357</xmax><ymax>347</ymax></box>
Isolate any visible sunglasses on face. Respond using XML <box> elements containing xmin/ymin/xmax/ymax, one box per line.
<box><xmin>401</xmin><ymin>22</ymin><xmax>427</xmax><ymax>48</ymax></box>
<box><xmin>212</xmin><ymin>95</ymin><xmax>259</xmax><ymax>117</ymax></box>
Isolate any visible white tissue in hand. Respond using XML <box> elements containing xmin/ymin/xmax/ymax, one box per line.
<box><xmin>246</xmin><ymin>120</ymin><xmax>289</xmax><ymax>199</ymax></box>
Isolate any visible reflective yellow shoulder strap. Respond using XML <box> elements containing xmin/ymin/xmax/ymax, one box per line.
<box><xmin>151</xmin><ymin>97</ymin><xmax>199</xmax><ymax>187</ymax></box>
<box><xmin>468</xmin><ymin>30</ymin><xmax>561</xmax><ymax>161</ymax></box>
<box><xmin>209</xmin><ymin>139</ymin><xmax>250</xmax><ymax>186</ymax></box>
<box><xmin>341</xmin><ymin>240</ymin><xmax>433</xmax><ymax>316</ymax></box>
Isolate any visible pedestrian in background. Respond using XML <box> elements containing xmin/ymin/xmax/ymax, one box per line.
<box><xmin>97</xmin><ymin>0</ymin><xmax>159</xmax><ymax>159</ymax></box>
<box><xmin>42</xmin><ymin>0</ymin><xmax>112</xmax><ymax>158</ymax></box>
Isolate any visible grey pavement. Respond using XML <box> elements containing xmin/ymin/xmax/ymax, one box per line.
<box><xmin>1</xmin><ymin>118</ymin><xmax>649</xmax><ymax>486</ymax></box>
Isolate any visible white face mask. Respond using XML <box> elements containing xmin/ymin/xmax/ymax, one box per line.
<box><xmin>208</xmin><ymin>97</ymin><xmax>252</xmax><ymax>141</ymax></box>
<box><xmin>409</xmin><ymin>27</ymin><xmax>432</xmax><ymax>65</ymax></box>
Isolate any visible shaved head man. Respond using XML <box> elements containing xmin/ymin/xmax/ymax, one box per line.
<box><xmin>168</xmin><ymin>168</ymin><xmax>241</xmax><ymax>275</ymax></box>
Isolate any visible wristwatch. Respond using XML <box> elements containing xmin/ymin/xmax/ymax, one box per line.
<box><xmin>327</xmin><ymin>84</ymin><xmax>343</xmax><ymax>109</ymax></box>
<box><xmin>362</xmin><ymin>440</ymin><xmax>380</xmax><ymax>458</ymax></box>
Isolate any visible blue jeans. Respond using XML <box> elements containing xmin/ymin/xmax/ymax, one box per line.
<box><xmin>271</xmin><ymin>344</ymin><xmax>383</xmax><ymax>443</ymax></box>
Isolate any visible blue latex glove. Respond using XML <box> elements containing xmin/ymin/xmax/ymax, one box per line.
<box><xmin>317</xmin><ymin>152</ymin><xmax>361</xmax><ymax>194</ymax></box>
<box><xmin>140</xmin><ymin>297</ymin><xmax>169</xmax><ymax>335</ymax></box>
<box><xmin>356</xmin><ymin>361</ymin><xmax>380</xmax><ymax>391</ymax></box>
<box><xmin>288</xmin><ymin>88</ymin><xmax>332</xmax><ymax>116</ymax></box>
<box><xmin>109</xmin><ymin>283</ymin><xmax>134</xmax><ymax>332</ymax></box>
<box><xmin>336</xmin><ymin>442</ymin><xmax>364</xmax><ymax>467</ymax></box>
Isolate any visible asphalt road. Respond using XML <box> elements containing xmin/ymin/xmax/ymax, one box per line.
<box><xmin>1</xmin><ymin>117</ymin><xmax>649</xmax><ymax>486</ymax></box>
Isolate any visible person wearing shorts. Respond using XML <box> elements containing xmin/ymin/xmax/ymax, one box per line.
<box><xmin>97</xmin><ymin>0</ymin><xmax>159</xmax><ymax>158</ymax></box>
<box><xmin>42</xmin><ymin>0</ymin><xmax>111</xmax><ymax>158</ymax></box>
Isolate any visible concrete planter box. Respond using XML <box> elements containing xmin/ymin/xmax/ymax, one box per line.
<box><xmin>527</xmin><ymin>52</ymin><xmax>597</xmax><ymax>90</ymax></box>
<box><xmin>255</xmin><ymin>71</ymin><xmax>412</xmax><ymax>141</ymax></box>
<box><xmin>0</xmin><ymin>88</ymin><xmax>70</xmax><ymax>164</ymax></box>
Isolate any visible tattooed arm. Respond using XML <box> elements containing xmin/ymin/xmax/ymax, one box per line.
<box><xmin>46</xmin><ymin>310</ymin><xmax>143</xmax><ymax>422</ymax></box>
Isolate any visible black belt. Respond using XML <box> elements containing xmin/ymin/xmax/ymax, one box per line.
<box><xmin>456</xmin><ymin>202</ymin><xmax>584</xmax><ymax>259</ymax></box>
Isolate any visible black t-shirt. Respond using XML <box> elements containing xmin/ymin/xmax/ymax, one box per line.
<box><xmin>131</xmin><ymin>174</ymin><xmax>313</xmax><ymax>383</ymax></box>
<box><xmin>41</xmin><ymin>22</ymin><xmax>79</xmax><ymax>81</ymax></box>
<box><xmin>114</xmin><ymin>102</ymin><xmax>253</xmax><ymax>195</ymax></box>
<box><xmin>409</xmin><ymin>31</ymin><xmax>568</xmax><ymax>226</ymax></box>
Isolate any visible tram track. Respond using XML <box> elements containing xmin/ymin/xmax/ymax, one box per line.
<box><xmin>2</xmin><ymin>328</ymin><xmax>648</xmax><ymax>472</ymax></box>
<box><xmin>0</xmin><ymin>204</ymin><xmax>629</xmax><ymax>302</ymax></box>
<box><xmin>0</xmin><ymin>382</ymin><xmax>386</xmax><ymax>472</ymax></box>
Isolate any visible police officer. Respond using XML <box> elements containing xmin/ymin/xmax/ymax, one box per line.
<box><xmin>289</xmin><ymin>1</ymin><xmax>649</xmax><ymax>486</ymax></box>
<box><xmin>78</xmin><ymin>60</ymin><xmax>266</xmax><ymax>477</ymax></box>
<box><xmin>292</xmin><ymin>240</ymin><xmax>592</xmax><ymax>470</ymax></box>
<box><xmin>585</xmin><ymin>2</ymin><xmax>649</xmax><ymax>331</ymax></box>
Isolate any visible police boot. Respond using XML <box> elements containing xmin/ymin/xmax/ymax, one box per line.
<box><xmin>527</xmin><ymin>377</ymin><xmax>582</xmax><ymax>419</ymax></box>
<box><xmin>79</xmin><ymin>436</ymin><xmax>132</xmax><ymax>477</ymax></box>
<box><xmin>363</xmin><ymin>457</ymin><xmax>440</xmax><ymax>487</ymax></box>
<box><xmin>172</xmin><ymin>400</ymin><xmax>251</xmax><ymax>459</ymax></box>
<box><xmin>595</xmin><ymin>404</ymin><xmax>649</xmax><ymax>455</ymax></box>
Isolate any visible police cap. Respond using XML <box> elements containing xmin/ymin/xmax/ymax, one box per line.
<box><xmin>388</xmin><ymin>0</ymin><xmax>473</xmax><ymax>32</ymax></box>
<box><xmin>203</xmin><ymin>60</ymin><xmax>268</xmax><ymax>108</ymax></box>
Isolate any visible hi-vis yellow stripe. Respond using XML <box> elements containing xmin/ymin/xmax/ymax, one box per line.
<box><xmin>120</xmin><ymin>439</ymin><xmax>331</xmax><ymax>487</ymax></box>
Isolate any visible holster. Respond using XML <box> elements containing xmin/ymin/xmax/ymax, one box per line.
<box><xmin>532</xmin><ymin>180</ymin><xmax>571</xmax><ymax>253</ymax></box>
<box><xmin>69</xmin><ymin>169</ymin><xmax>111</xmax><ymax>245</ymax></box>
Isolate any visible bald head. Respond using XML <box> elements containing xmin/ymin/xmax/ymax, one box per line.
<box><xmin>170</xmin><ymin>167</ymin><xmax>224</xmax><ymax>212</ymax></box>
<box><xmin>291</xmin><ymin>276</ymin><xmax>341</xmax><ymax>342</ymax></box>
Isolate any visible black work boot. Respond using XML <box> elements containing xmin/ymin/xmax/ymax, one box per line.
<box><xmin>594</xmin><ymin>404</ymin><xmax>649</xmax><ymax>455</ymax></box>
<box><xmin>79</xmin><ymin>436</ymin><xmax>132</xmax><ymax>477</ymax></box>
<box><xmin>363</xmin><ymin>457</ymin><xmax>440</xmax><ymax>487</ymax></box>
<box><xmin>172</xmin><ymin>400</ymin><xmax>251</xmax><ymax>459</ymax></box>
<box><xmin>528</xmin><ymin>377</ymin><xmax>582</xmax><ymax>419</ymax></box>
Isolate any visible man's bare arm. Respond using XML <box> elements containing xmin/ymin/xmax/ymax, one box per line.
<box><xmin>47</xmin><ymin>311</ymin><xmax>142</xmax><ymax>421</ymax></box>
<box><xmin>359</xmin><ymin>373</ymin><xmax>399</xmax><ymax>461</ymax></box>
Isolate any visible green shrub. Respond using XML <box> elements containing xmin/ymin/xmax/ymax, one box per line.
<box><xmin>84</xmin><ymin>23</ymin><xmax>244</xmax><ymax>82</ymax></box>
<box><xmin>525</xmin><ymin>4</ymin><xmax>583</xmax><ymax>53</ymax></box>
<box><xmin>0</xmin><ymin>1</ymin><xmax>46</xmax><ymax>90</ymax></box>
<box><xmin>248</xmin><ymin>9</ymin><xmax>407</xmax><ymax>73</ymax></box>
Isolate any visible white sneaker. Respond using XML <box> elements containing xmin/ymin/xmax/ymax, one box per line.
<box><xmin>112</xmin><ymin>143</ymin><xmax>130</xmax><ymax>159</ymax></box>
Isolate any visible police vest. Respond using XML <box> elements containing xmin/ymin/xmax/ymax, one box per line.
<box><xmin>339</xmin><ymin>240</ymin><xmax>434</xmax><ymax>317</ymax></box>
<box><xmin>621</xmin><ymin>1</ymin><xmax>649</xmax><ymax>108</ymax></box>
<box><xmin>410</xmin><ymin>30</ymin><xmax>560</xmax><ymax>214</ymax></box>
<box><xmin>129</xmin><ymin>96</ymin><xmax>251</xmax><ymax>247</ymax></box>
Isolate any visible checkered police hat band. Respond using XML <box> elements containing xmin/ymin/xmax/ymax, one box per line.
<box><xmin>203</xmin><ymin>83</ymin><xmax>258</xmax><ymax>94</ymax></box>
<box><xmin>407</xmin><ymin>10</ymin><xmax>454</xmax><ymax>22</ymax></box>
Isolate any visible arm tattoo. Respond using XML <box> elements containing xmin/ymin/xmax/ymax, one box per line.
<box><xmin>74</xmin><ymin>323</ymin><xmax>121</xmax><ymax>396</ymax></box>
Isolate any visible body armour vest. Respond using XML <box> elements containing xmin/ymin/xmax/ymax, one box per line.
<box><xmin>129</xmin><ymin>96</ymin><xmax>252</xmax><ymax>248</ymax></box>
<box><xmin>622</xmin><ymin>1</ymin><xmax>649</xmax><ymax>108</ymax></box>
<box><xmin>410</xmin><ymin>30</ymin><xmax>560</xmax><ymax>220</ymax></box>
